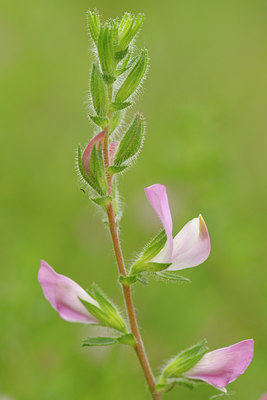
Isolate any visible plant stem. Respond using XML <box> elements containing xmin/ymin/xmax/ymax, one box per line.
<box><xmin>102</xmin><ymin>106</ymin><xmax>161</xmax><ymax>399</ymax></box>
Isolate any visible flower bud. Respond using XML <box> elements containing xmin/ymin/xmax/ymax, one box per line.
<box><xmin>115</xmin><ymin>50</ymin><xmax>148</xmax><ymax>102</ymax></box>
<box><xmin>82</xmin><ymin>131</ymin><xmax>105</xmax><ymax>176</ymax></box>
<box><xmin>116</xmin><ymin>13</ymin><xmax>144</xmax><ymax>55</ymax></box>
<box><xmin>87</xmin><ymin>9</ymin><xmax>100</xmax><ymax>44</ymax></box>
<box><xmin>98</xmin><ymin>22</ymin><xmax>118</xmax><ymax>82</ymax></box>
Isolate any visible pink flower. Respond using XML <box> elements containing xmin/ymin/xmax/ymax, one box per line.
<box><xmin>38</xmin><ymin>260</ymin><xmax>99</xmax><ymax>323</ymax></box>
<box><xmin>82</xmin><ymin>131</ymin><xmax>118</xmax><ymax>176</ymax></box>
<box><xmin>145</xmin><ymin>184</ymin><xmax>211</xmax><ymax>270</ymax></box>
<box><xmin>184</xmin><ymin>339</ymin><xmax>254</xmax><ymax>392</ymax></box>
<box><xmin>259</xmin><ymin>395</ymin><xmax>267</xmax><ymax>400</ymax></box>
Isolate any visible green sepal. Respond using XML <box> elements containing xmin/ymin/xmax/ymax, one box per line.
<box><xmin>115</xmin><ymin>48</ymin><xmax>129</xmax><ymax>61</ymax></box>
<box><xmin>87</xmin><ymin>9</ymin><xmax>100</xmax><ymax>44</ymax></box>
<box><xmin>90</xmin><ymin>63</ymin><xmax>108</xmax><ymax>117</ymax></box>
<box><xmin>91</xmin><ymin>195</ymin><xmax>112</xmax><ymax>207</ymax></box>
<box><xmin>98</xmin><ymin>22</ymin><xmax>117</xmax><ymax>77</ymax></box>
<box><xmin>90</xmin><ymin>143</ymin><xmax>107</xmax><ymax>195</ymax></box>
<box><xmin>131</xmin><ymin>262</ymin><xmax>171</xmax><ymax>275</ymax></box>
<box><xmin>91</xmin><ymin>283</ymin><xmax>127</xmax><ymax>334</ymax></box>
<box><xmin>79</xmin><ymin>298</ymin><xmax>111</xmax><ymax>326</ymax></box>
<box><xmin>115</xmin><ymin>49</ymin><xmax>148</xmax><ymax>102</ymax></box>
<box><xmin>156</xmin><ymin>271</ymin><xmax>191</xmax><ymax>283</ymax></box>
<box><xmin>130</xmin><ymin>230</ymin><xmax>167</xmax><ymax>274</ymax></box>
<box><xmin>116</xmin><ymin>333</ymin><xmax>136</xmax><ymax>346</ymax></box>
<box><xmin>89</xmin><ymin>115</ymin><xmax>109</xmax><ymax>128</ymax></box>
<box><xmin>108</xmin><ymin>165</ymin><xmax>127</xmax><ymax>175</ymax></box>
<box><xmin>103</xmin><ymin>74</ymin><xmax>116</xmax><ymax>85</ymax></box>
<box><xmin>110</xmin><ymin>101</ymin><xmax>131</xmax><ymax>112</ymax></box>
<box><xmin>155</xmin><ymin>381</ymin><xmax>176</xmax><ymax>393</ymax></box>
<box><xmin>82</xmin><ymin>337</ymin><xmax>117</xmax><ymax>347</ymax></box>
<box><xmin>119</xmin><ymin>275</ymin><xmax>137</xmax><ymax>286</ymax></box>
<box><xmin>109</xmin><ymin>111</ymin><xmax>123</xmax><ymax>134</ymax></box>
<box><xmin>114</xmin><ymin>113</ymin><xmax>144</xmax><ymax>166</ymax></box>
<box><xmin>77</xmin><ymin>145</ymin><xmax>103</xmax><ymax>195</ymax></box>
<box><xmin>174</xmin><ymin>378</ymin><xmax>198</xmax><ymax>389</ymax></box>
<box><xmin>161</xmin><ymin>340</ymin><xmax>209</xmax><ymax>380</ymax></box>
<box><xmin>115</xmin><ymin>54</ymin><xmax>137</xmax><ymax>76</ymax></box>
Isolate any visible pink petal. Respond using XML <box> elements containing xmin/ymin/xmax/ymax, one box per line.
<box><xmin>145</xmin><ymin>184</ymin><xmax>173</xmax><ymax>259</ymax></box>
<box><xmin>82</xmin><ymin>131</ymin><xmax>105</xmax><ymax>175</ymax></box>
<box><xmin>38</xmin><ymin>260</ymin><xmax>99</xmax><ymax>324</ymax></box>
<box><xmin>167</xmin><ymin>214</ymin><xmax>210</xmax><ymax>271</ymax></box>
<box><xmin>184</xmin><ymin>339</ymin><xmax>254</xmax><ymax>390</ymax></box>
<box><xmin>109</xmin><ymin>141</ymin><xmax>119</xmax><ymax>165</ymax></box>
<box><xmin>259</xmin><ymin>394</ymin><xmax>267</xmax><ymax>400</ymax></box>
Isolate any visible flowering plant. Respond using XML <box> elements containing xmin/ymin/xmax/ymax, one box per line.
<box><xmin>38</xmin><ymin>10</ymin><xmax>254</xmax><ymax>399</ymax></box>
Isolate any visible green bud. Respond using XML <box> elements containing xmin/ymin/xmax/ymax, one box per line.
<box><xmin>90</xmin><ymin>143</ymin><xmax>107</xmax><ymax>195</ymax></box>
<box><xmin>98</xmin><ymin>22</ymin><xmax>117</xmax><ymax>80</ymax></box>
<box><xmin>117</xmin><ymin>13</ymin><xmax>144</xmax><ymax>54</ymax></box>
<box><xmin>87</xmin><ymin>9</ymin><xmax>100</xmax><ymax>44</ymax></box>
<box><xmin>91</xmin><ymin>63</ymin><xmax>108</xmax><ymax>117</ymax></box>
<box><xmin>77</xmin><ymin>145</ymin><xmax>102</xmax><ymax>194</ymax></box>
<box><xmin>115</xmin><ymin>49</ymin><xmax>148</xmax><ymax>102</ymax></box>
<box><xmin>114</xmin><ymin>113</ymin><xmax>144</xmax><ymax>166</ymax></box>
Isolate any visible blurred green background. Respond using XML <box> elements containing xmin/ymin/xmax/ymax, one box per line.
<box><xmin>0</xmin><ymin>0</ymin><xmax>266</xmax><ymax>399</ymax></box>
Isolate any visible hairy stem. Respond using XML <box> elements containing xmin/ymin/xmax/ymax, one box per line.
<box><xmin>102</xmin><ymin>95</ymin><xmax>161</xmax><ymax>399</ymax></box>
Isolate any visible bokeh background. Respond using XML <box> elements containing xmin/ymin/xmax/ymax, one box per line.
<box><xmin>0</xmin><ymin>0</ymin><xmax>266</xmax><ymax>398</ymax></box>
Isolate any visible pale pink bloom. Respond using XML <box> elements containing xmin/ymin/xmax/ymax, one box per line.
<box><xmin>184</xmin><ymin>339</ymin><xmax>254</xmax><ymax>392</ymax></box>
<box><xmin>259</xmin><ymin>394</ymin><xmax>267</xmax><ymax>400</ymax></box>
<box><xmin>145</xmin><ymin>184</ymin><xmax>211</xmax><ymax>270</ymax></box>
<box><xmin>38</xmin><ymin>260</ymin><xmax>99</xmax><ymax>323</ymax></box>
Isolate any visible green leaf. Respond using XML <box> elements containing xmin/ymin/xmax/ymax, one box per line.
<box><xmin>91</xmin><ymin>195</ymin><xmax>112</xmax><ymax>207</ymax></box>
<box><xmin>116</xmin><ymin>333</ymin><xmax>136</xmax><ymax>346</ymax></box>
<box><xmin>110</xmin><ymin>101</ymin><xmax>131</xmax><ymax>112</ymax></box>
<box><xmin>109</xmin><ymin>111</ymin><xmax>123</xmax><ymax>134</ymax></box>
<box><xmin>89</xmin><ymin>115</ymin><xmax>109</xmax><ymax>128</ymax></box>
<box><xmin>79</xmin><ymin>298</ymin><xmax>110</xmax><ymax>326</ymax></box>
<box><xmin>107</xmin><ymin>165</ymin><xmax>127</xmax><ymax>175</ymax></box>
<box><xmin>90</xmin><ymin>63</ymin><xmax>108</xmax><ymax>117</ymax></box>
<box><xmin>90</xmin><ymin>143</ymin><xmax>107</xmax><ymax>195</ymax></box>
<box><xmin>115</xmin><ymin>49</ymin><xmax>148</xmax><ymax>102</ymax></box>
<box><xmin>156</xmin><ymin>271</ymin><xmax>191</xmax><ymax>283</ymax></box>
<box><xmin>92</xmin><ymin>283</ymin><xmax>127</xmax><ymax>333</ymax></box>
<box><xmin>82</xmin><ymin>337</ymin><xmax>117</xmax><ymax>347</ymax></box>
<box><xmin>87</xmin><ymin>9</ymin><xmax>100</xmax><ymax>44</ymax></box>
<box><xmin>119</xmin><ymin>275</ymin><xmax>137</xmax><ymax>286</ymax></box>
<box><xmin>114</xmin><ymin>113</ymin><xmax>144</xmax><ymax>166</ymax></box>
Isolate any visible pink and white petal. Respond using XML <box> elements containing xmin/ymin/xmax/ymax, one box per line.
<box><xmin>168</xmin><ymin>215</ymin><xmax>210</xmax><ymax>271</ymax></box>
<box><xmin>38</xmin><ymin>260</ymin><xmax>99</xmax><ymax>324</ymax></box>
<box><xmin>82</xmin><ymin>131</ymin><xmax>105</xmax><ymax>175</ymax></box>
<box><xmin>184</xmin><ymin>339</ymin><xmax>254</xmax><ymax>390</ymax></box>
<box><xmin>145</xmin><ymin>184</ymin><xmax>173</xmax><ymax>259</ymax></box>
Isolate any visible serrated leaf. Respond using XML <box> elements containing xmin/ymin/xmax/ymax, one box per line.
<box><xmin>91</xmin><ymin>195</ymin><xmax>112</xmax><ymax>207</ymax></box>
<box><xmin>89</xmin><ymin>115</ymin><xmax>109</xmax><ymax>128</ymax></box>
<box><xmin>115</xmin><ymin>49</ymin><xmax>148</xmax><ymax>102</ymax></box>
<box><xmin>82</xmin><ymin>337</ymin><xmax>117</xmax><ymax>347</ymax></box>
<box><xmin>156</xmin><ymin>271</ymin><xmax>191</xmax><ymax>283</ymax></box>
<box><xmin>87</xmin><ymin>10</ymin><xmax>100</xmax><ymax>44</ymax></box>
<box><xmin>114</xmin><ymin>113</ymin><xmax>144</xmax><ymax>166</ymax></box>
<box><xmin>90</xmin><ymin>63</ymin><xmax>108</xmax><ymax>117</ymax></box>
<box><xmin>108</xmin><ymin>165</ymin><xmax>127</xmax><ymax>175</ymax></box>
<box><xmin>110</xmin><ymin>101</ymin><xmax>131</xmax><ymax>112</ymax></box>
